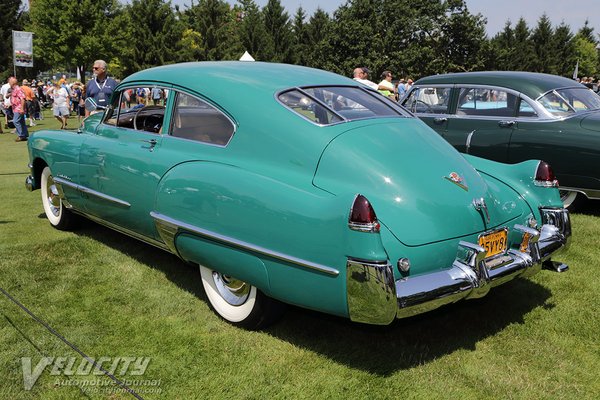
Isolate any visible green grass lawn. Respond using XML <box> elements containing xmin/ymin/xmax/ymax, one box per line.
<box><xmin>1</xmin><ymin>109</ymin><xmax>599</xmax><ymax>399</ymax></box>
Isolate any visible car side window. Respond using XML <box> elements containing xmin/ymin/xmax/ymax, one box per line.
<box><xmin>170</xmin><ymin>92</ymin><xmax>235</xmax><ymax>146</ymax></box>
<box><xmin>517</xmin><ymin>98</ymin><xmax>538</xmax><ymax>118</ymax></box>
<box><xmin>457</xmin><ymin>88</ymin><xmax>518</xmax><ymax>118</ymax></box>
<box><xmin>403</xmin><ymin>87</ymin><xmax>452</xmax><ymax>114</ymax></box>
<box><xmin>104</xmin><ymin>86</ymin><xmax>166</xmax><ymax>134</ymax></box>
<box><xmin>279</xmin><ymin>89</ymin><xmax>342</xmax><ymax>125</ymax></box>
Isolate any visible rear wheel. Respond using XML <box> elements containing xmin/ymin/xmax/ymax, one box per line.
<box><xmin>559</xmin><ymin>190</ymin><xmax>586</xmax><ymax>211</ymax></box>
<box><xmin>199</xmin><ymin>265</ymin><xmax>284</xmax><ymax>329</ymax></box>
<box><xmin>41</xmin><ymin>166</ymin><xmax>76</xmax><ymax>230</ymax></box>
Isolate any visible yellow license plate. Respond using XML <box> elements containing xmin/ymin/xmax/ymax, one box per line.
<box><xmin>478</xmin><ymin>229</ymin><xmax>508</xmax><ymax>258</ymax></box>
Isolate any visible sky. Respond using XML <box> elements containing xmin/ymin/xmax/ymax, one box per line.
<box><xmin>172</xmin><ymin>0</ymin><xmax>599</xmax><ymax>38</ymax></box>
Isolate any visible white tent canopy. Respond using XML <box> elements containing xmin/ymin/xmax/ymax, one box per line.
<box><xmin>239</xmin><ymin>51</ymin><xmax>255</xmax><ymax>62</ymax></box>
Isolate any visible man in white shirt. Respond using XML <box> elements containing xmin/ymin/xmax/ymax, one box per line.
<box><xmin>352</xmin><ymin>67</ymin><xmax>393</xmax><ymax>94</ymax></box>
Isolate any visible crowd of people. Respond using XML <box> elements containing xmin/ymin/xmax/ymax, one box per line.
<box><xmin>352</xmin><ymin>67</ymin><xmax>415</xmax><ymax>102</ymax></box>
<box><xmin>2</xmin><ymin>61</ymin><xmax>600</xmax><ymax>141</ymax></box>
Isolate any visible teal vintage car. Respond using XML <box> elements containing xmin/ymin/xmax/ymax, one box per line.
<box><xmin>26</xmin><ymin>62</ymin><xmax>571</xmax><ymax>329</ymax></box>
<box><xmin>402</xmin><ymin>71</ymin><xmax>600</xmax><ymax>208</ymax></box>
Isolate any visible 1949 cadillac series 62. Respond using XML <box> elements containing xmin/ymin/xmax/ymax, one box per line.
<box><xmin>402</xmin><ymin>71</ymin><xmax>600</xmax><ymax>209</ymax></box>
<box><xmin>26</xmin><ymin>62</ymin><xmax>571</xmax><ymax>329</ymax></box>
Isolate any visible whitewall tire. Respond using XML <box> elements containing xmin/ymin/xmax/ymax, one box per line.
<box><xmin>41</xmin><ymin>166</ymin><xmax>76</xmax><ymax>230</ymax></box>
<box><xmin>199</xmin><ymin>264</ymin><xmax>284</xmax><ymax>329</ymax></box>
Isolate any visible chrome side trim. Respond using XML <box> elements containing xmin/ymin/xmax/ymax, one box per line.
<box><xmin>559</xmin><ymin>186</ymin><xmax>600</xmax><ymax>200</ymax></box>
<box><xmin>346</xmin><ymin>258</ymin><xmax>396</xmax><ymax>325</ymax></box>
<box><xmin>465</xmin><ymin>130</ymin><xmax>475</xmax><ymax>154</ymax></box>
<box><xmin>150</xmin><ymin>212</ymin><xmax>339</xmax><ymax>276</ymax></box>
<box><xmin>71</xmin><ymin>209</ymin><xmax>169</xmax><ymax>252</ymax></box>
<box><xmin>53</xmin><ymin>177</ymin><xmax>131</xmax><ymax>208</ymax></box>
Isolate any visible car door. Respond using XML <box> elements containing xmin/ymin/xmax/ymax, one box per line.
<box><xmin>444</xmin><ymin>86</ymin><xmax>518</xmax><ymax>162</ymax></box>
<box><xmin>402</xmin><ymin>85</ymin><xmax>453</xmax><ymax>134</ymax></box>
<box><xmin>78</xmin><ymin>84</ymin><xmax>174</xmax><ymax>239</ymax></box>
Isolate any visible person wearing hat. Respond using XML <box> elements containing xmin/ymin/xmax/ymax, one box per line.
<box><xmin>21</xmin><ymin>79</ymin><xmax>36</xmax><ymax>127</ymax></box>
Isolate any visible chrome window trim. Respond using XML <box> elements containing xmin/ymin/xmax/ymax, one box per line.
<box><xmin>276</xmin><ymin>85</ymin><xmax>409</xmax><ymax>127</ymax></box>
<box><xmin>454</xmin><ymin>84</ymin><xmax>551</xmax><ymax>119</ymax></box>
<box><xmin>402</xmin><ymin>85</ymin><xmax>453</xmax><ymax>115</ymax></box>
<box><xmin>53</xmin><ymin>177</ymin><xmax>131</xmax><ymax>208</ymax></box>
<box><xmin>168</xmin><ymin>90</ymin><xmax>237</xmax><ymax>147</ymax></box>
<box><xmin>535</xmin><ymin>86</ymin><xmax>600</xmax><ymax>118</ymax></box>
<box><xmin>150</xmin><ymin>211</ymin><xmax>339</xmax><ymax>276</ymax></box>
<box><xmin>102</xmin><ymin>84</ymin><xmax>170</xmax><ymax>130</ymax></box>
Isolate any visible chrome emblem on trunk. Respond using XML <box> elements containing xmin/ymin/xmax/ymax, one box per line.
<box><xmin>444</xmin><ymin>172</ymin><xmax>468</xmax><ymax>191</ymax></box>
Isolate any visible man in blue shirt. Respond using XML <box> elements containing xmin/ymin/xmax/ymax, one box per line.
<box><xmin>85</xmin><ymin>59</ymin><xmax>117</xmax><ymax>116</ymax></box>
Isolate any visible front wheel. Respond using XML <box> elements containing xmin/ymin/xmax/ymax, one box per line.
<box><xmin>199</xmin><ymin>265</ymin><xmax>284</xmax><ymax>330</ymax></box>
<box><xmin>41</xmin><ymin>166</ymin><xmax>77</xmax><ymax>230</ymax></box>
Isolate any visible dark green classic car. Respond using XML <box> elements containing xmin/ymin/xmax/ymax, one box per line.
<box><xmin>402</xmin><ymin>71</ymin><xmax>600</xmax><ymax>208</ymax></box>
<box><xmin>26</xmin><ymin>63</ymin><xmax>571</xmax><ymax>329</ymax></box>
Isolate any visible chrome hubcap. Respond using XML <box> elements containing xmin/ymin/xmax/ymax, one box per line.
<box><xmin>559</xmin><ymin>190</ymin><xmax>577</xmax><ymax>208</ymax></box>
<box><xmin>46</xmin><ymin>175</ymin><xmax>61</xmax><ymax>216</ymax></box>
<box><xmin>212</xmin><ymin>272</ymin><xmax>250</xmax><ymax>306</ymax></box>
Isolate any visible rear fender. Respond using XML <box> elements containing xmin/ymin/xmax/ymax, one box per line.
<box><xmin>153</xmin><ymin>161</ymin><xmax>389</xmax><ymax>317</ymax></box>
<box><xmin>463</xmin><ymin>154</ymin><xmax>563</xmax><ymax>220</ymax></box>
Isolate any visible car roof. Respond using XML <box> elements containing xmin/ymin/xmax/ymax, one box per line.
<box><xmin>415</xmin><ymin>71</ymin><xmax>581</xmax><ymax>99</ymax></box>
<box><xmin>121</xmin><ymin>61</ymin><xmax>358</xmax><ymax>105</ymax></box>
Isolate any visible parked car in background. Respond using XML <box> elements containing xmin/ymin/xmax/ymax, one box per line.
<box><xmin>26</xmin><ymin>62</ymin><xmax>571</xmax><ymax>329</ymax></box>
<box><xmin>402</xmin><ymin>71</ymin><xmax>600</xmax><ymax>208</ymax></box>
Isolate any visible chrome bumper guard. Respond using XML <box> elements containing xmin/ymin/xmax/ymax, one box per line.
<box><xmin>347</xmin><ymin>208</ymin><xmax>571</xmax><ymax>325</ymax></box>
<box><xmin>25</xmin><ymin>164</ymin><xmax>35</xmax><ymax>192</ymax></box>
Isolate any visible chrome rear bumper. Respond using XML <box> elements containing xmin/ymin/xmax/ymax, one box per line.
<box><xmin>347</xmin><ymin>208</ymin><xmax>571</xmax><ymax>325</ymax></box>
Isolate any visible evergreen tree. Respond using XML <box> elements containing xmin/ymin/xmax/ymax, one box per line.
<box><xmin>305</xmin><ymin>8</ymin><xmax>331</xmax><ymax>69</ymax></box>
<box><xmin>553</xmin><ymin>23</ymin><xmax>576</xmax><ymax>77</ymax></box>
<box><xmin>183</xmin><ymin>0</ymin><xmax>233</xmax><ymax>61</ymax></box>
<box><xmin>236</xmin><ymin>0</ymin><xmax>269</xmax><ymax>60</ymax></box>
<box><xmin>262</xmin><ymin>0</ymin><xmax>293</xmax><ymax>63</ymax></box>
<box><xmin>531</xmin><ymin>14</ymin><xmax>555</xmax><ymax>73</ymax></box>
<box><xmin>490</xmin><ymin>21</ymin><xmax>515</xmax><ymax>70</ymax></box>
<box><xmin>511</xmin><ymin>18</ymin><xmax>535</xmax><ymax>71</ymax></box>
<box><xmin>291</xmin><ymin>7</ymin><xmax>309</xmax><ymax>65</ymax></box>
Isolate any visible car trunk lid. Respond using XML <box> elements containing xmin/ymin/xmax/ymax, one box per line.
<box><xmin>313</xmin><ymin>119</ymin><xmax>527</xmax><ymax>246</ymax></box>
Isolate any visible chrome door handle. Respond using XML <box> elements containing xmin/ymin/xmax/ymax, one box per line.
<box><xmin>140</xmin><ymin>138</ymin><xmax>157</xmax><ymax>151</ymax></box>
<box><xmin>434</xmin><ymin>117</ymin><xmax>448</xmax><ymax>125</ymax></box>
<box><xmin>498</xmin><ymin>120</ymin><xmax>515</xmax><ymax>128</ymax></box>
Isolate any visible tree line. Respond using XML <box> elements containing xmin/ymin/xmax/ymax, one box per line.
<box><xmin>0</xmin><ymin>0</ymin><xmax>598</xmax><ymax>83</ymax></box>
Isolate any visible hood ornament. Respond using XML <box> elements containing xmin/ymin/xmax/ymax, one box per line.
<box><xmin>473</xmin><ymin>197</ymin><xmax>490</xmax><ymax>223</ymax></box>
<box><xmin>444</xmin><ymin>172</ymin><xmax>468</xmax><ymax>191</ymax></box>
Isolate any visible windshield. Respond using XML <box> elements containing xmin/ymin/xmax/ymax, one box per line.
<box><xmin>538</xmin><ymin>87</ymin><xmax>600</xmax><ymax>117</ymax></box>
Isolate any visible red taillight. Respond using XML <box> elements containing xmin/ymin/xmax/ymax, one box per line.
<box><xmin>534</xmin><ymin>161</ymin><xmax>559</xmax><ymax>187</ymax></box>
<box><xmin>349</xmin><ymin>194</ymin><xmax>380</xmax><ymax>233</ymax></box>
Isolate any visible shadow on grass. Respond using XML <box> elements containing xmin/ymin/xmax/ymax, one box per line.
<box><xmin>76</xmin><ymin>220</ymin><xmax>205</xmax><ymax>302</ymax></box>
<box><xmin>575</xmin><ymin>198</ymin><xmax>600</xmax><ymax>217</ymax></box>
<box><xmin>74</xmin><ymin>219</ymin><xmax>553</xmax><ymax>376</ymax></box>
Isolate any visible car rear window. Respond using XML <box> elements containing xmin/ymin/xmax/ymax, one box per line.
<box><xmin>278</xmin><ymin>86</ymin><xmax>406</xmax><ymax>125</ymax></box>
